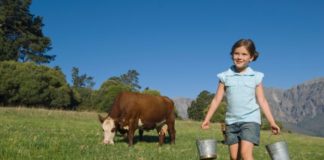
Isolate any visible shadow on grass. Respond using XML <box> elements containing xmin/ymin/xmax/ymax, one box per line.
<box><xmin>115</xmin><ymin>133</ymin><xmax>173</xmax><ymax>145</ymax></box>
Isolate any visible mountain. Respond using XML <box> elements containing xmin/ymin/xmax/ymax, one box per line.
<box><xmin>172</xmin><ymin>97</ymin><xmax>193</xmax><ymax>120</ymax></box>
<box><xmin>264</xmin><ymin>78</ymin><xmax>324</xmax><ymax>137</ymax></box>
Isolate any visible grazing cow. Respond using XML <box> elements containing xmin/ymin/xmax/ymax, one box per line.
<box><xmin>98</xmin><ymin>92</ymin><xmax>176</xmax><ymax>146</ymax></box>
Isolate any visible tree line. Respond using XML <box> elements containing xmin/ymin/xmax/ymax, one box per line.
<box><xmin>0</xmin><ymin>60</ymin><xmax>155</xmax><ymax>112</ymax></box>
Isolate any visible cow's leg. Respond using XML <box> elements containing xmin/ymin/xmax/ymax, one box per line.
<box><xmin>139</xmin><ymin>129</ymin><xmax>144</xmax><ymax>141</ymax></box>
<box><xmin>127</xmin><ymin>119</ymin><xmax>137</xmax><ymax>146</ymax></box>
<box><xmin>127</xmin><ymin>129</ymin><xmax>135</xmax><ymax>146</ymax></box>
<box><xmin>167</xmin><ymin>121</ymin><xmax>176</xmax><ymax>144</ymax></box>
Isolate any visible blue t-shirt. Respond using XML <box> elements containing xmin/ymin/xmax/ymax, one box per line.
<box><xmin>217</xmin><ymin>66</ymin><xmax>264</xmax><ymax>125</ymax></box>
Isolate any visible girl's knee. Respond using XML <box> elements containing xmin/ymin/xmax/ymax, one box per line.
<box><xmin>230</xmin><ymin>156</ymin><xmax>240</xmax><ymax>160</ymax></box>
<box><xmin>241</xmin><ymin>154</ymin><xmax>253</xmax><ymax>160</ymax></box>
<box><xmin>240</xmin><ymin>149</ymin><xmax>253</xmax><ymax>160</ymax></box>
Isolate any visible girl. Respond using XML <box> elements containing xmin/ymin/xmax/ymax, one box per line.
<box><xmin>201</xmin><ymin>39</ymin><xmax>280</xmax><ymax>160</ymax></box>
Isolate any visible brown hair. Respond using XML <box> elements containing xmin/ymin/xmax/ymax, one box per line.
<box><xmin>230</xmin><ymin>39</ymin><xmax>259</xmax><ymax>61</ymax></box>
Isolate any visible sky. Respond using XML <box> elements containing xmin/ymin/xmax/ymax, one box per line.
<box><xmin>30</xmin><ymin>0</ymin><xmax>324</xmax><ymax>99</ymax></box>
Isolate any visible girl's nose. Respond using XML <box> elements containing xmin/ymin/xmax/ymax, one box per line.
<box><xmin>235</xmin><ymin>54</ymin><xmax>242</xmax><ymax>60</ymax></box>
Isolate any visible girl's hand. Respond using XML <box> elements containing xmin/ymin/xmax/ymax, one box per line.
<box><xmin>271</xmin><ymin>123</ymin><xmax>280</xmax><ymax>135</ymax></box>
<box><xmin>201</xmin><ymin>121</ymin><xmax>210</xmax><ymax>129</ymax></box>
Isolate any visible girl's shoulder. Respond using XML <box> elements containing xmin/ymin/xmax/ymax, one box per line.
<box><xmin>253</xmin><ymin>70</ymin><xmax>264</xmax><ymax>77</ymax></box>
<box><xmin>217</xmin><ymin>69</ymin><xmax>231</xmax><ymax>83</ymax></box>
<box><xmin>253</xmin><ymin>71</ymin><xmax>264</xmax><ymax>85</ymax></box>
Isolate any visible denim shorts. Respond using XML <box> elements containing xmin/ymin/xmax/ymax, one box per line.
<box><xmin>225</xmin><ymin>122</ymin><xmax>260</xmax><ymax>146</ymax></box>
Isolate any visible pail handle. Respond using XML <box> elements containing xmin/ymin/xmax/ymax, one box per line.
<box><xmin>266</xmin><ymin>133</ymin><xmax>286</xmax><ymax>145</ymax></box>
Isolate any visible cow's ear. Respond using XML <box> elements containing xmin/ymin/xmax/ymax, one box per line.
<box><xmin>98</xmin><ymin>114</ymin><xmax>105</xmax><ymax>123</ymax></box>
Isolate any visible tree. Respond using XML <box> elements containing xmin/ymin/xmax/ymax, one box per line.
<box><xmin>94</xmin><ymin>78</ymin><xmax>132</xmax><ymax>112</ymax></box>
<box><xmin>120</xmin><ymin>69</ymin><xmax>141</xmax><ymax>91</ymax></box>
<box><xmin>70</xmin><ymin>67</ymin><xmax>95</xmax><ymax>110</ymax></box>
<box><xmin>71</xmin><ymin>67</ymin><xmax>95</xmax><ymax>89</ymax></box>
<box><xmin>142</xmin><ymin>87</ymin><xmax>161</xmax><ymax>96</ymax></box>
<box><xmin>0</xmin><ymin>61</ymin><xmax>72</xmax><ymax>108</ymax></box>
<box><xmin>0</xmin><ymin>0</ymin><xmax>55</xmax><ymax>63</ymax></box>
<box><xmin>91</xmin><ymin>69</ymin><xmax>141</xmax><ymax>112</ymax></box>
<box><xmin>104</xmin><ymin>69</ymin><xmax>141</xmax><ymax>91</ymax></box>
<box><xmin>188</xmin><ymin>90</ymin><xmax>214</xmax><ymax>121</ymax></box>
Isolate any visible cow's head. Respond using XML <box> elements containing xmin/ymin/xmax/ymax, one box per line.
<box><xmin>98</xmin><ymin>114</ymin><xmax>116</xmax><ymax>144</ymax></box>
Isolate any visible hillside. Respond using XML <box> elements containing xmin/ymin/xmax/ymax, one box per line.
<box><xmin>264</xmin><ymin>78</ymin><xmax>324</xmax><ymax>137</ymax></box>
<box><xmin>1</xmin><ymin>107</ymin><xmax>324</xmax><ymax>160</ymax></box>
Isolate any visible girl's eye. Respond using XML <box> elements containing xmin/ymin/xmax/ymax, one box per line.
<box><xmin>234</xmin><ymin>52</ymin><xmax>250</xmax><ymax>57</ymax></box>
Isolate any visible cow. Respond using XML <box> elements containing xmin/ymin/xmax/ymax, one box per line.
<box><xmin>98</xmin><ymin>92</ymin><xmax>176</xmax><ymax>146</ymax></box>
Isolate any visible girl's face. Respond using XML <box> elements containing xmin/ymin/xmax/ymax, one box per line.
<box><xmin>232</xmin><ymin>46</ymin><xmax>254</xmax><ymax>72</ymax></box>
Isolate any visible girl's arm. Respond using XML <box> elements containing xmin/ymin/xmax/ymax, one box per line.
<box><xmin>256</xmin><ymin>83</ymin><xmax>280</xmax><ymax>134</ymax></box>
<box><xmin>201</xmin><ymin>81</ymin><xmax>225</xmax><ymax>129</ymax></box>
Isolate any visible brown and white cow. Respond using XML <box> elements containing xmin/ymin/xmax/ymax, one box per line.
<box><xmin>98</xmin><ymin>92</ymin><xmax>176</xmax><ymax>146</ymax></box>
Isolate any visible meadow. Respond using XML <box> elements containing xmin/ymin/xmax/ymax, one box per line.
<box><xmin>1</xmin><ymin>107</ymin><xmax>324</xmax><ymax>160</ymax></box>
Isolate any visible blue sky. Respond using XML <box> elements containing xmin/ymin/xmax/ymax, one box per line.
<box><xmin>30</xmin><ymin>0</ymin><xmax>324</xmax><ymax>99</ymax></box>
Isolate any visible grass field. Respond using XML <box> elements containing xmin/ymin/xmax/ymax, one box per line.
<box><xmin>1</xmin><ymin>107</ymin><xmax>324</xmax><ymax>160</ymax></box>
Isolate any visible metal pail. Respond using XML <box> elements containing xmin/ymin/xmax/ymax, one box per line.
<box><xmin>266</xmin><ymin>140</ymin><xmax>290</xmax><ymax>160</ymax></box>
<box><xmin>196</xmin><ymin>139</ymin><xmax>217</xmax><ymax>159</ymax></box>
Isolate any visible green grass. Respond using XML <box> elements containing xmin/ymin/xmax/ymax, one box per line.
<box><xmin>1</xmin><ymin>107</ymin><xmax>324</xmax><ymax>160</ymax></box>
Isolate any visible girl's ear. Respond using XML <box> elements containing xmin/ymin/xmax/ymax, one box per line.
<box><xmin>250</xmin><ymin>56</ymin><xmax>254</xmax><ymax>62</ymax></box>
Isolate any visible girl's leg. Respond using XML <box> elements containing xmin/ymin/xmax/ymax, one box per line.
<box><xmin>229</xmin><ymin>143</ymin><xmax>240</xmax><ymax>160</ymax></box>
<box><xmin>240</xmin><ymin>140</ymin><xmax>254</xmax><ymax>160</ymax></box>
